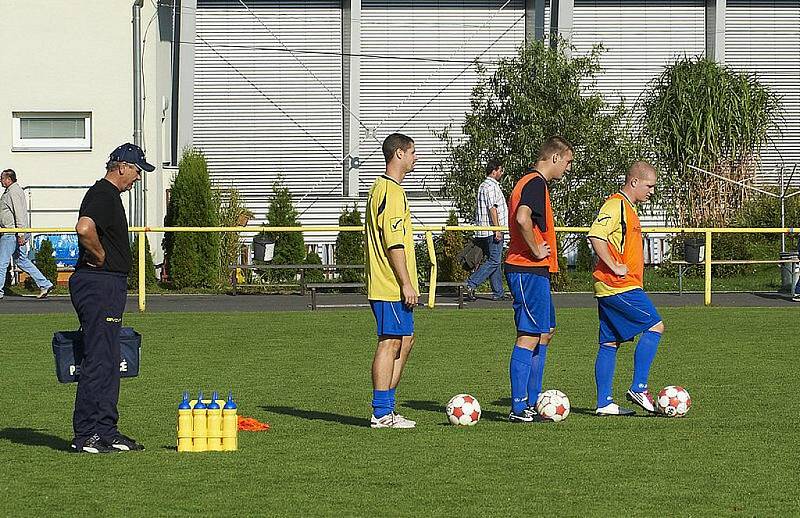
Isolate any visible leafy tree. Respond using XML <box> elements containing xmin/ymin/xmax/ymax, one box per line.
<box><xmin>438</xmin><ymin>39</ymin><xmax>640</xmax><ymax>245</ymax></box>
<box><xmin>128</xmin><ymin>234</ymin><xmax>158</xmax><ymax>290</ymax></box>
<box><xmin>259</xmin><ymin>181</ymin><xmax>305</xmax><ymax>282</ymax></box>
<box><xmin>163</xmin><ymin>148</ymin><xmax>220</xmax><ymax>288</ymax></box>
<box><xmin>334</xmin><ymin>204</ymin><xmax>364</xmax><ymax>283</ymax></box>
<box><xmin>25</xmin><ymin>239</ymin><xmax>57</xmax><ymax>290</ymax></box>
<box><xmin>638</xmin><ymin>56</ymin><xmax>781</xmax><ymax>226</ymax></box>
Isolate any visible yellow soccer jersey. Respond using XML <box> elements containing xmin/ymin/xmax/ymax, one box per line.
<box><xmin>587</xmin><ymin>194</ymin><xmax>642</xmax><ymax>297</ymax></box>
<box><xmin>365</xmin><ymin>175</ymin><xmax>419</xmax><ymax>301</ymax></box>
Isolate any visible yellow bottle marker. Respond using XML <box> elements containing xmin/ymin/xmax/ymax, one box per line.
<box><xmin>222</xmin><ymin>391</ymin><xmax>238</xmax><ymax>451</ymax></box>
<box><xmin>207</xmin><ymin>391</ymin><xmax>223</xmax><ymax>452</ymax></box>
<box><xmin>177</xmin><ymin>391</ymin><xmax>193</xmax><ymax>452</ymax></box>
<box><xmin>192</xmin><ymin>393</ymin><xmax>208</xmax><ymax>452</ymax></box>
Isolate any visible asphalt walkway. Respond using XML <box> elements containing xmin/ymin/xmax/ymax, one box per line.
<box><xmin>0</xmin><ymin>291</ymin><xmax>796</xmax><ymax>314</ymax></box>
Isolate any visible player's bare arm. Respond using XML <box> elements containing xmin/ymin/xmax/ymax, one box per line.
<box><xmin>387</xmin><ymin>246</ymin><xmax>418</xmax><ymax>307</ymax></box>
<box><xmin>515</xmin><ymin>205</ymin><xmax>550</xmax><ymax>260</ymax></box>
<box><xmin>588</xmin><ymin>236</ymin><xmax>627</xmax><ymax>277</ymax></box>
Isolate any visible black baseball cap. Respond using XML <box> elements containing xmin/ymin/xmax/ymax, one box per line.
<box><xmin>109</xmin><ymin>143</ymin><xmax>155</xmax><ymax>172</ymax></box>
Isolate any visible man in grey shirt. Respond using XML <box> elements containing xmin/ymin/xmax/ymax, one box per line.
<box><xmin>0</xmin><ymin>169</ymin><xmax>54</xmax><ymax>299</ymax></box>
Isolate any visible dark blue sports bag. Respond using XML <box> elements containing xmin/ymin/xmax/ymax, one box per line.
<box><xmin>51</xmin><ymin>328</ymin><xmax>142</xmax><ymax>383</ymax></box>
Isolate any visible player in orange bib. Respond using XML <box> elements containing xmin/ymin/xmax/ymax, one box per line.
<box><xmin>587</xmin><ymin>161</ymin><xmax>663</xmax><ymax>416</ymax></box>
<box><xmin>504</xmin><ymin>137</ymin><xmax>573</xmax><ymax>422</ymax></box>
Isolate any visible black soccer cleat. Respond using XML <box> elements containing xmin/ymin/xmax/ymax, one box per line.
<box><xmin>106</xmin><ymin>434</ymin><xmax>145</xmax><ymax>451</ymax></box>
<box><xmin>508</xmin><ymin>410</ymin><xmax>535</xmax><ymax>423</ymax></box>
<box><xmin>71</xmin><ymin>434</ymin><xmax>119</xmax><ymax>454</ymax></box>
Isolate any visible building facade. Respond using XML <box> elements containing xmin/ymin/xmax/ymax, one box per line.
<box><xmin>2</xmin><ymin>0</ymin><xmax>798</xmax><ymax>261</ymax></box>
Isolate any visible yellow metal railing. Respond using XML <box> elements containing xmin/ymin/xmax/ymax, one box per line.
<box><xmin>2</xmin><ymin>225</ymin><xmax>797</xmax><ymax>312</ymax></box>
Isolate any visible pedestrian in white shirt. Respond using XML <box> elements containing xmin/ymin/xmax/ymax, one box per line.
<box><xmin>0</xmin><ymin>169</ymin><xmax>54</xmax><ymax>299</ymax></box>
<box><xmin>465</xmin><ymin>160</ymin><xmax>509</xmax><ymax>301</ymax></box>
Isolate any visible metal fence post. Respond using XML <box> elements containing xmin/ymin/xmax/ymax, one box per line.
<box><xmin>704</xmin><ymin>229</ymin><xmax>712</xmax><ymax>306</ymax></box>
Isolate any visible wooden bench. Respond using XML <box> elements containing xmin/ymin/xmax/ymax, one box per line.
<box><xmin>229</xmin><ymin>264</ymin><xmax>363</xmax><ymax>295</ymax></box>
<box><xmin>307</xmin><ymin>282</ymin><xmax>365</xmax><ymax>310</ymax></box>
<box><xmin>672</xmin><ymin>258</ymin><xmax>800</xmax><ymax>294</ymax></box>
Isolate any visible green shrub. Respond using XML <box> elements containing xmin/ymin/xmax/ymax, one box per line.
<box><xmin>128</xmin><ymin>234</ymin><xmax>158</xmax><ymax>290</ymax></box>
<box><xmin>575</xmin><ymin>235</ymin><xmax>593</xmax><ymax>272</ymax></box>
<box><xmin>25</xmin><ymin>239</ymin><xmax>57</xmax><ymax>290</ymax></box>
<box><xmin>164</xmin><ymin>148</ymin><xmax>220</xmax><ymax>288</ymax></box>
<box><xmin>439</xmin><ymin>211</ymin><xmax>469</xmax><ymax>283</ymax></box>
<box><xmin>335</xmin><ymin>205</ymin><xmax>364</xmax><ymax>283</ymax></box>
<box><xmin>415</xmin><ymin>240</ymin><xmax>432</xmax><ymax>283</ymax></box>
<box><xmin>217</xmin><ymin>188</ymin><xmax>252</xmax><ymax>285</ymax></box>
<box><xmin>550</xmin><ymin>238</ymin><xmax>572</xmax><ymax>291</ymax></box>
<box><xmin>304</xmin><ymin>249</ymin><xmax>325</xmax><ymax>283</ymax></box>
<box><xmin>259</xmin><ymin>181</ymin><xmax>305</xmax><ymax>283</ymax></box>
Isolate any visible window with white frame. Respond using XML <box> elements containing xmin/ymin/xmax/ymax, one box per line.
<box><xmin>12</xmin><ymin>112</ymin><xmax>92</xmax><ymax>151</ymax></box>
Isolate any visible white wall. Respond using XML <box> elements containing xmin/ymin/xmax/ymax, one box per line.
<box><xmin>0</xmin><ymin>0</ymin><xmax>165</xmax><ymax>256</ymax></box>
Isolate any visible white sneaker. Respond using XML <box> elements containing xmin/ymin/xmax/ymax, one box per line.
<box><xmin>595</xmin><ymin>403</ymin><xmax>635</xmax><ymax>416</ymax></box>
<box><xmin>370</xmin><ymin>413</ymin><xmax>415</xmax><ymax>429</ymax></box>
<box><xmin>392</xmin><ymin>413</ymin><xmax>416</xmax><ymax>427</ymax></box>
<box><xmin>37</xmin><ymin>285</ymin><xmax>54</xmax><ymax>299</ymax></box>
<box><xmin>626</xmin><ymin>389</ymin><xmax>656</xmax><ymax>413</ymax></box>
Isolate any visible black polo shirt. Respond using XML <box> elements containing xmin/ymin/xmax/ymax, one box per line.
<box><xmin>77</xmin><ymin>179</ymin><xmax>130</xmax><ymax>274</ymax></box>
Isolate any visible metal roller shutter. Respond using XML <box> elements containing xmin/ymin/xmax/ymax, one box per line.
<box><xmin>193</xmin><ymin>0</ymin><xmax>343</xmax><ymax>200</ymax></box>
<box><xmin>726</xmin><ymin>0</ymin><xmax>800</xmax><ymax>186</ymax></box>
<box><xmin>571</xmin><ymin>0</ymin><xmax>706</xmax><ymax>109</ymax></box>
<box><xmin>359</xmin><ymin>0</ymin><xmax>526</xmax><ymax>196</ymax></box>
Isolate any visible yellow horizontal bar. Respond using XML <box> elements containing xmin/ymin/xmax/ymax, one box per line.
<box><xmin>0</xmin><ymin>226</ymin><xmax>795</xmax><ymax>234</ymax></box>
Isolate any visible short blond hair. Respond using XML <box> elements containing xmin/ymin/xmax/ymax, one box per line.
<box><xmin>537</xmin><ymin>136</ymin><xmax>573</xmax><ymax>161</ymax></box>
<box><xmin>626</xmin><ymin>161</ymin><xmax>656</xmax><ymax>181</ymax></box>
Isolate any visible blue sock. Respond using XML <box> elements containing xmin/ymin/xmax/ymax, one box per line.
<box><xmin>595</xmin><ymin>344</ymin><xmax>618</xmax><ymax>408</ymax></box>
<box><xmin>510</xmin><ymin>345</ymin><xmax>533</xmax><ymax>414</ymax></box>
<box><xmin>631</xmin><ymin>331</ymin><xmax>661</xmax><ymax>392</ymax></box>
<box><xmin>387</xmin><ymin>388</ymin><xmax>397</xmax><ymax>413</ymax></box>
<box><xmin>372</xmin><ymin>389</ymin><xmax>393</xmax><ymax>418</ymax></box>
<box><xmin>527</xmin><ymin>344</ymin><xmax>548</xmax><ymax>407</ymax></box>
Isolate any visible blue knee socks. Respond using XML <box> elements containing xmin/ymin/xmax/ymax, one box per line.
<box><xmin>510</xmin><ymin>345</ymin><xmax>533</xmax><ymax>414</ymax></box>
<box><xmin>527</xmin><ymin>344</ymin><xmax>548</xmax><ymax>408</ymax></box>
<box><xmin>372</xmin><ymin>388</ymin><xmax>396</xmax><ymax>418</ymax></box>
<box><xmin>595</xmin><ymin>344</ymin><xmax>618</xmax><ymax>408</ymax></box>
<box><xmin>631</xmin><ymin>331</ymin><xmax>661</xmax><ymax>392</ymax></box>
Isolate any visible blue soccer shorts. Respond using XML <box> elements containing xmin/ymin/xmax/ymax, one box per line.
<box><xmin>505</xmin><ymin>272</ymin><xmax>556</xmax><ymax>335</ymax></box>
<box><xmin>370</xmin><ymin>300</ymin><xmax>414</xmax><ymax>337</ymax></box>
<box><xmin>597</xmin><ymin>288</ymin><xmax>662</xmax><ymax>344</ymax></box>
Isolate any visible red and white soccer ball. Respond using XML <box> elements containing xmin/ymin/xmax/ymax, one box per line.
<box><xmin>656</xmin><ymin>386</ymin><xmax>692</xmax><ymax>417</ymax></box>
<box><xmin>445</xmin><ymin>394</ymin><xmax>481</xmax><ymax>426</ymax></box>
<box><xmin>535</xmin><ymin>389</ymin><xmax>570</xmax><ymax>422</ymax></box>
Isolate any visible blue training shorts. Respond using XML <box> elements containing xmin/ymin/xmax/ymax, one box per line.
<box><xmin>370</xmin><ymin>300</ymin><xmax>414</xmax><ymax>337</ymax></box>
<box><xmin>505</xmin><ymin>272</ymin><xmax>556</xmax><ymax>335</ymax></box>
<box><xmin>597</xmin><ymin>288</ymin><xmax>662</xmax><ymax>344</ymax></box>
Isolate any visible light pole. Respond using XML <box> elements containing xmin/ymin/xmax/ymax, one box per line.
<box><xmin>132</xmin><ymin>0</ymin><xmax>144</xmax><ymax>227</ymax></box>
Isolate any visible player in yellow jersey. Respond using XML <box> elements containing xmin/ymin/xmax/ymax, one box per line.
<box><xmin>365</xmin><ymin>133</ymin><xmax>419</xmax><ymax>429</ymax></box>
<box><xmin>587</xmin><ymin>161</ymin><xmax>664</xmax><ymax>416</ymax></box>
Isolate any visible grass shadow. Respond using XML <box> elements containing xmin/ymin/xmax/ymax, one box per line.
<box><xmin>261</xmin><ymin>405</ymin><xmax>368</xmax><ymax>428</ymax></box>
<box><xmin>401</xmin><ymin>400</ymin><xmax>508</xmax><ymax>423</ymax></box>
<box><xmin>0</xmin><ymin>427</ymin><xmax>71</xmax><ymax>451</ymax></box>
<box><xmin>400</xmin><ymin>400</ymin><xmax>444</xmax><ymax>414</ymax></box>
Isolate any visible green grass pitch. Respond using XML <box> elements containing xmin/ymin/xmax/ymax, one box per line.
<box><xmin>1</xmin><ymin>307</ymin><xmax>798</xmax><ymax>516</ymax></box>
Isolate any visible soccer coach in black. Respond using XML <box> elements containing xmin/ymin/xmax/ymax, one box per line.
<box><xmin>70</xmin><ymin>143</ymin><xmax>154</xmax><ymax>454</ymax></box>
